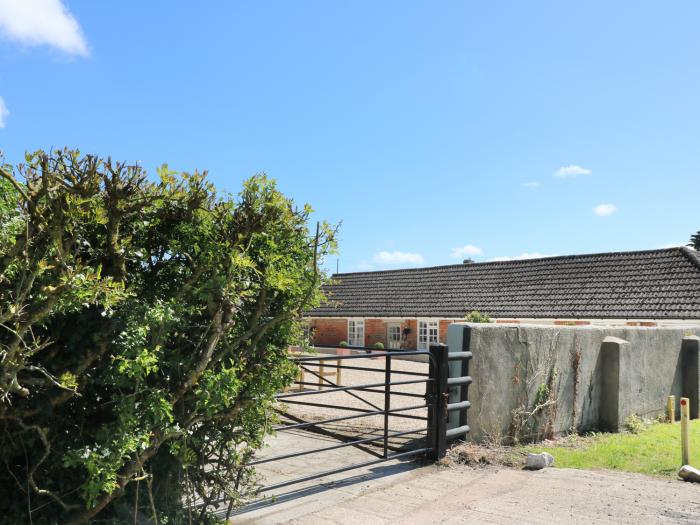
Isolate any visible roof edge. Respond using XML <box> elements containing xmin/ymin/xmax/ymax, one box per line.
<box><xmin>332</xmin><ymin>247</ymin><xmax>686</xmax><ymax>278</ymax></box>
<box><xmin>681</xmin><ymin>246</ymin><xmax>700</xmax><ymax>272</ymax></box>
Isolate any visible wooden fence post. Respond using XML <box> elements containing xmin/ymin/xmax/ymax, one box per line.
<box><xmin>681</xmin><ymin>397</ymin><xmax>690</xmax><ymax>466</ymax></box>
<box><xmin>668</xmin><ymin>395</ymin><xmax>676</xmax><ymax>423</ymax></box>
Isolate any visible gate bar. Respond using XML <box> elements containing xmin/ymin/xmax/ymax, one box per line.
<box><xmin>258</xmin><ymin>448</ymin><xmax>430</xmax><ymax>493</ymax></box>
<box><xmin>383</xmin><ymin>354</ymin><xmax>391</xmax><ymax>458</ymax></box>
<box><xmin>274</xmin><ymin>403</ymin><xmax>429</xmax><ymax>431</ymax></box>
<box><xmin>299</xmin><ymin>365</ymin><xmax>382</xmax><ymax>411</ymax></box>
<box><xmin>292</xmin><ymin>350</ymin><xmax>433</xmax><ymax>362</ymax></box>
<box><xmin>276</xmin><ymin>377</ymin><xmax>431</xmax><ymax>399</ymax></box>
<box><xmin>447</xmin><ymin>376</ymin><xmax>472</xmax><ymax>386</ymax></box>
<box><xmin>299</xmin><ymin>361</ymin><xmax>429</xmax><ymax>377</ymax></box>
<box><xmin>446</xmin><ymin>425</ymin><xmax>471</xmax><ymax>439</ymax></box>
<box><xmin>448</xmin><ymin>351</ymin><xmax>473</xmax><ymax>360</ymax></box>
<box><xmin>351</xmin><ymin>387</ymin><xmax>426</xmax><ymax>399</ymax></box>
<box><xmin>250</xmin><ymin>426</ymin><xmax>426</xmax><ymax>466</ymax></box>
<box><xmin>447</xmin><ymin>400</ymin><xmax>471</xmax><ymax>411</ymax></box>
<box><xmin>279</xmin><ymin>399</ymin><xmax>428</xmax><ymax>420</ymax></box>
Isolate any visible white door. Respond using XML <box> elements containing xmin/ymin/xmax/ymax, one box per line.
<box><xmin>387</xmin><ymin>323</ymin><xmax>402</xmax><ymax>349</ymax></box>
<box><xmin>418</xmin><ymin>320</ymin><xmax>439</xmax><ymax>350</ymax></box>
<box><xmin>348</xmin><ymin>319</ymin><xmax>365</xmax><ymax>347</ymax></box>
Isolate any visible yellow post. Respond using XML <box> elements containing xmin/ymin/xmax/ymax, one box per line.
<box><xmin>335</xmin><ymin>359</ymin><xmax>342</xmax><ymax>386</ymax></box>
<box><xmin>681</xmin><ymin>397</ymin><xmax>690</xmax><ymax>465</ymax></box>
<box><xmin>318</xmin><ymin>364</ymin><xmax>324</xmax><ymax>390</ymax></box>
<box><xmin>668</xmin><ymin>395</ymin><xmax>676</xmax><ymax>423</ymax></box>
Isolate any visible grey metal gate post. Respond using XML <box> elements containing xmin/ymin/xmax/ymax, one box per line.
<box><xmin>428</xmin><ymin>343</ymin><xmax>449</xmax><ymax>460</ymax></box>
<box><xmin>445</xmin><ymin>324</ymin><xmax>473</xmax><ymax>440</ymax></box>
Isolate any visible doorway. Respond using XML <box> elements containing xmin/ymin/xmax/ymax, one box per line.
<box><xmin>387</xmin><ymin>322</ymin><xmax>402</xmax><ymax>349</ymax></box>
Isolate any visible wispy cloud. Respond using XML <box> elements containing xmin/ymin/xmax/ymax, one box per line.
<box><xmin>0</xmin><ymin>0</ymin><xmax>89</xmax><ymax>56</ymax></box>
<box><xmin>490</xmin><ymin>252</ymin><xmax>557</xmax><ymax>262</ymax></box>
<box><xmin>593</xmin><ymin>203</ymin><xmax>617</xmax><ymax>217</ymax></box>
<box><xmin>554</xmin><ymin>165</ymin><xmax>591</xmax><ymax>179</ymax></box>
<box><xmin>0</xmin><ymin>97</ymin><xmax>8</xmax><ymax>128</ymax></box>
<box><xmin>450</xmin><ymin>245</ymin><xmax>483</xmax><ymax>259</ymax></box>
<box><xmin>521</xmin><ymin>181</ymin><xmax>541</xmax><ymax>188</ymax></box>
<box><xmin>373</xmin><ymin>250</ymin><xmax>425</xmax><ymax>266</ymax></box>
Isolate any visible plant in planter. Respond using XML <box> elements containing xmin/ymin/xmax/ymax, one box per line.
<box><xmin>373</xmin><ymin>342</ymin><xmax>384</xmax><ymax>349</ymax></box>
<box><xmin>465</xmin><ymin>310</ymin><xmax>493</xmax><ymax>323</ymax></box>
<box><xmin>339</xmin><ymin>341</ymin><xmax>349</xmax><ymax>347</ymax></box>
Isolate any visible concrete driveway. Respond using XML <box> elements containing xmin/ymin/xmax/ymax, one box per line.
<box><xmin>229</xmin><ymin>357</ymin><xmax>700</xmax><ymax>524</ymax></box>
<box><xmin>233</xmin><ymin>459</ymin><xmax>700</xmax><ymax>524</ymax></box>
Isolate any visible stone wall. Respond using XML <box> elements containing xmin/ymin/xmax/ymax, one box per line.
<box><xmin>456</xmin><ymin>323</ymin><xmax>700</xmax><ymax>441</ymax></box>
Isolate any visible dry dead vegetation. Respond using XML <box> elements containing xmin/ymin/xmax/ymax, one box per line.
<box><xmin>442</xmin><ymin>433</ymin><xmax>598</xmax><ymax>470</ymax></box>
<box><xmin>442</xmin><ymin>442</ymin><xmax>527</xmax><ymax>468</ymax></box>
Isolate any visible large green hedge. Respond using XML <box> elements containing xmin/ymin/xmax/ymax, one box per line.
<box><xmin>0</xmin><ymin>149</ymin><xmax>335</xmax><ymax>524</ymax></box>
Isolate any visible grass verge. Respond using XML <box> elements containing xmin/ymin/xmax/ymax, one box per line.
<box><xmin>522</xmin><ymin>420</ymin><xmax>700</xmax><ymax>478</ymax></box>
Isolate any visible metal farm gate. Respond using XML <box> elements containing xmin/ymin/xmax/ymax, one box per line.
<box><xmin>248</xmin><ymin>340</ymin><xmax>472</xmax><ymax>498</ymax></box>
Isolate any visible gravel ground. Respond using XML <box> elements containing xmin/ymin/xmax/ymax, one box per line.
<box><xmin>278</xmin><ymin>354</ymin><xmax>430</xmax><ymax>441</ymax></box>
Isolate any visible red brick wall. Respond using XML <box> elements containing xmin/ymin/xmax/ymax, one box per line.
<box><xmin>439</xmin><ymin>320</ymin><xmax>453</xmax><ymax>343</ymax></box>
<box><xmin>308</xmin><ymin>317</ymin><xmax>457</xmax><ymax>349</ymax></box>
<box><xmin>626</xmin><ymin>321</ymin><xmax>658</xmax><ymax>327</ymax></box>
<box><xmin>365</xmin><ymin>318</ymin><xmax>386</xmax><ymax>347</ymax></box>
<box><xmin>311</xmin><ymin>319</ymin><xmax>347</xmax><ymax>345</ymax></box>
<box><xmin>404</xmin><ymin>319</ymin><xmax>417</xmax><ymax>349</ymax></box>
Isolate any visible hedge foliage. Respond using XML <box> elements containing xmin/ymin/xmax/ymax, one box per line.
<box><xmin>0</xmin><ymin>149</ymin><xmax>335</xmax><ymax>524</ymax></box>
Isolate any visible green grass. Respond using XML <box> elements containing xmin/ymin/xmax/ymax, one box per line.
<box><xmin>522</xmin><ymin>420</ymin><xmax>700</xmax><ymax>478</ymax></box>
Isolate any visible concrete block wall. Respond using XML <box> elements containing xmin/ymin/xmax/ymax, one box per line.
<box><xmin>461</xmin><ymin>323</ymin><xmax>700</xmax><ymax>441</ymax></box>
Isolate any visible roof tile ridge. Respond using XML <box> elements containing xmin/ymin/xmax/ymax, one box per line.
<box><xmin>331</xmin><ymin>247</ymin><xmax>681</xmax><ymax>278</ymax></box>
<box><xmin>680</xmin><ymin>246</ymin><xmax>700</xmax><ymax>273</ymax></box>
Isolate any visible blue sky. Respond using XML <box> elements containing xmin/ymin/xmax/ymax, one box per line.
<box><xmin>0</xmin><ymin>1</ymin><xmax>698</xmax><ymax>272</ymax></box>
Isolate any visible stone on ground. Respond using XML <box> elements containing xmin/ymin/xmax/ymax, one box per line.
<box><xmin>524</xmin><ymin>452</ymin><xmax>555</xmax><ymax>470</ymax></box>
<box><xmin>678</xmin><ymin>465</ymin><xmax>700</xmax><ymax>482</ymax></box>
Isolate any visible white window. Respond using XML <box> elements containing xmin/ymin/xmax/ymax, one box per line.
<box><xmin>418</xmin><ymin>320</ymin><xmax>439</xmax><ymax>350</ymax></box>
<box><xmin>348</xmin><ymin>319</ymin><xmax>365</xmax><ymax>347</ymax></box>
<box><xmin>387</xmin><ymin>323</ymin><xmax>402</xmax><ymax>349</ymax></box>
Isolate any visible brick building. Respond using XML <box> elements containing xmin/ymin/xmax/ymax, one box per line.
<box><xmin>305</xmin><ymin>247</ymin><xmax>700</xmax><ymax>349</ymax></box>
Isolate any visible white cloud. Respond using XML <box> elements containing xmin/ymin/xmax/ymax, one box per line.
<box><xmin>593</xmin><ymin>203</ymin><xmax>617</xmax><ymax>217</ymax></box>
<box><xmin>450</xmin><ymin>245</ymin><xmax>483</xmax><ymax>259</ymax></box>
<box><xmin>0</xmin><ymin>97</ymin><xmax>8</xmax><ymax>128</ymax></box>
<box><xmin>554</xmin><ymin>165</ymin><xmax>591</xmax><ymax>179</ymax></box>
<box><xmin>490</xmin><ymin>252</ymin><xmax>557</xmax><ymax>262</ymax></box>
<box><xmin>521</xmin><ymin>181</ymin><xmax>541</xmax><ymax>188</ymax></box>
<box><xmin>373</xmin><ymin>251</ymin><xmax>425</xmax><ymax>265</ymax></box>
<box><xmin>0</xmin><ymin>0</ymin><xmax>89</xmax><ymax>56</ymax></box>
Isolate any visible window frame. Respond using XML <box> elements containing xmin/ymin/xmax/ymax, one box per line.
<box><xmin>347</xmin><ymin>318</ymin><xmax>365</xmax><ymax>347</ymax></box>
<box><xmin>417</xmin><ymin>319</ymin><xmax>439</xmax><ymax>350</ymax></box>
<box><xmin>387</xmin><ymin>323</ymin><xmax>402</xmax><ymax>349</ymax></box>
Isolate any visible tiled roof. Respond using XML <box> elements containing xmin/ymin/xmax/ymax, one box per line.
<box><xmin>309</xmin><ymin>247</ymin><xmax>700</xmax><ymax>319</ymax></box>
